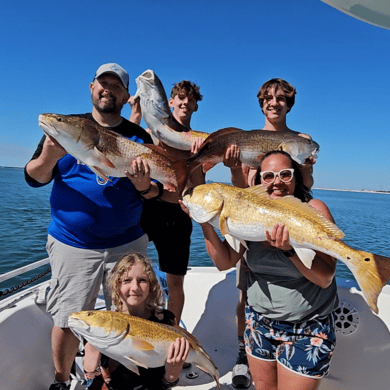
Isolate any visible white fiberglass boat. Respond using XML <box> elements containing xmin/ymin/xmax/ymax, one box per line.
<box><xmin>1</xmin><ymin>260</ymin><xmax>389</xmax><ymax>390</ymax></box>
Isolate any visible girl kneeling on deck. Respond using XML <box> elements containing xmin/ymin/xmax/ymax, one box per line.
<box><xmin>83</xmin><ymin>253</ymin><xmax>190</xmax><ymax>390</ymax></box>
<box><xmin>182</xmin><ymin>150</ymin><xmax>338</xmax><ymax>390</ymax></box>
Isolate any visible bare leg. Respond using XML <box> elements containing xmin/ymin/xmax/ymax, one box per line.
<box><xmin>236</xmin><ymin>290</ymin><xmax>247</xmax><ymax>337</ymax></box>
<box><xmin>247</xmin><ymin>354</ymin><xmax>277</xmax><ymax>390</ymax></box>
<box><xmin>166</xmin><ymin>273</ymin><xmax>185</xmax><ymax>323</ymax></box>
<box><xmin>278</xmin><ymin>364</ymin><xmax>321</xmax><ymax>390</ymax></box>
<box><xmin>51</xmin><ymin>326</ymin><xmax>80</xmax><ymax>383</ymax></box>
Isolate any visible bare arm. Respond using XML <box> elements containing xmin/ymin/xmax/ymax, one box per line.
<box><xmin>201</xmin><ymin>222</ymin><xmax>245</xmax><ymax>270</ymax></box>
<box><xmin>128</xmin><ymin>95</ymin><xmax>142</xmax><ymax>125</ymax></box>
<box><xmin>25</xmin><ymin>136</ymin><xmax>67</xmax><ymax>184</ymax></box>
<box><xmin>266</xmin><ymin>199</ymin><xmax>337</xmax><ymax>288</ymax></box>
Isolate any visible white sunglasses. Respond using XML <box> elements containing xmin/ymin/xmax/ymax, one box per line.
<box><xmin>260</xmin><ymin>168</ymin><xmax>294</xmax><ymax>184</ymax></box>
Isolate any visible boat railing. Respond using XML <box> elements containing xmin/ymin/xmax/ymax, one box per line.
<box><xmin>0</xmin><ymin>258</ymin><xmax>51</xmax><ymax>300</ymax></box>
<box><xmin>0</xmin><ymin>258</ymin><xmax>50</xmax><ymax>283</ymax></box>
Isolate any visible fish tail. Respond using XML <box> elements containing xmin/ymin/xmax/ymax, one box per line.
<box><xmin>172</xmin><ymin>159</ymin><xmax>191</xmax><ymax>197</ymax></box>
<box><xmin>348</xmin><ymin>251</ymin><xmax>390</xmax><ymax>314</ymax></box>
<box><xmin>186</xmin><ymin>155</ymin><xmax>203</xmax><ymax>178</ymax></box>
<box><xmin>191</xmin><ymin>349</ymin><xmax>220</xmax><ymax>389</ymax></box>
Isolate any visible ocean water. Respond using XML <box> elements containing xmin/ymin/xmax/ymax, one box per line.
<box><xmin>1</xmin><ymin>166</ymin><xmax>389</xmax><ymax>296</ymax></box>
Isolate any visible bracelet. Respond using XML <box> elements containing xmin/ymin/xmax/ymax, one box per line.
<box><xmin>162</xmin><ymin>376</ymin><xmax>180</xmax><ymax>388</ymax></box>
<box><xmin>137</xmin><ymin>183</ymin><xmax>152</xmax><ymax>196</ymax></box>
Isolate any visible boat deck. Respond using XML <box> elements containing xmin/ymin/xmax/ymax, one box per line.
<box><xmin>1</xmin><ymin>267</ymin><xmax>390</xmax><ymax>389</ymax></box>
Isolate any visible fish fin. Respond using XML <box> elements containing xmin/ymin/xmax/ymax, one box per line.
<box><xmin>90</xmin><ymin>166</ymin><xmax>112</xmax><ymax>183</ymax></box>
<box><xmin>219</xmin><ymin>215</ymin><xmax>229</xmax><ymax>237</ymax></box>
<box><xmin>171</xmin><ymin>159</ymin><xmax>190</xmax><ymax>196</ymax></box>
<box><xmin>276</xmin><ymin>196</ymin><xmax>345</xmax><ymax>239</ymax></box>
<box><xmin>345</xmin><ymin>252</ymin><xmax>390</xmax><ymax>314</ymax></box>
<box><xmin>244</xmin><ymin>184</ymin><xmax>269</xmax><ymax>196</ymax></box>
<box><xmin>173</xmin><ymin>325</ymin><xmax>202</xmax><ymax>347</ymax></box>
<box><xmin>124</xmin><ymin>355</ymin><xmax>149</xmax><ymax>370</ymax></box>
<box><xmin>129</xmin><ymin>336</ymin><xmax>155</xmax><ymax>351</ymax></box>
<box><xmin>121</xmin><ymin>359</ymin><xmax>141</xmax><ymax>375</ymax></box>
<box><xmin>143</xmin><ymin>143</ymin><xmax>172</xmax><ymax>159</ymax></box>
<box><xmin>225</xmin><ymin>234</ymin><xmax>247</xmax><ymax>254</ymax></box>
<box><xmin>292</xmin><ymin>247</ymin><xmax>316</xmax><ymax>269</ymax></box>
<box><xmin>93</xmin><ymin>147</ymin><xmax>116</xmax><ymax>168</ymax></box>
<box><xmin>150</xmin><ymin>132</ymin><xmax>160</xmax><ymax>145</ymax></box>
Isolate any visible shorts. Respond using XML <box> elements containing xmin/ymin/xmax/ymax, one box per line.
<box><xmin>244</xmin><ymin>305</ymin><xmax>336</xmax><ymax>378</ymax></box>
<box><xmin>141</xmin><ymin>200</ymin><xmax>192</xmax><ymax>275</ymax></box>
<box><xmin>46</xmin><ymin>234</ymin><xmax>149</xmax><ymax>328</ymax></box>
<box><xmin>236</xmin><ymin>258</ymin><xmax>250</xmax><ymax>291</ymax></box>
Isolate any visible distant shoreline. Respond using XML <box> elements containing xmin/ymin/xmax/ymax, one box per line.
<box><xmin>314</xmin><ymin>187</ymin><xmax>390</xmax><ymax>195</ymax></box>
<box><xmin>1</xmin><ymin>167</ymin><xmax>389</xmax><ymax>194</ymax></box>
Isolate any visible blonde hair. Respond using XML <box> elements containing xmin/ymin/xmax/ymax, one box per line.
<box><xmin>108</xmin><ymin>253</ymin><xmax>165</xmax><ymax>312</ymax></box>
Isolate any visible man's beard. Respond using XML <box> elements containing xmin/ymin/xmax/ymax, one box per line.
<box><xmin>91</xmin><ymin>94</ymin><xmax>122</xmax><ymax>114</ymax></box>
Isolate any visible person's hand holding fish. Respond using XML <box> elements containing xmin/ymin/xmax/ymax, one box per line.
<box><xmin>190</xmin><ymin>137</ymin><xmax>205</xmax><ymax>155</ymax></box>
<box><xmin>44</xmin><ymin>135</ymin><xmax>68</xmax><ymax>162</ymax></box>
<box><xmin>125</xmin><ymin>156</ymin><xmax>152</xmax><ymax>192</ymax></box>
<box><xmin>266</xmin><ymin>221</ymin><xmax>293</xmax><ymax>251</ymax></box>
<box><xmin>164</xmin><ymin>337</ymin><xmax>190</xmax><ymax>384</ymax></box>
<box><xmin>223</xmin><ymin>144</ymin><xmax>242</xmax><ymax>168</ymax></box>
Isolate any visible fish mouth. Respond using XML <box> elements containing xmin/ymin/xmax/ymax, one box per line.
<box><xmin>136</xmin><ymin>70</ymin><xmax>156</xmax><ymax>88</ymax></box>
<box><xmin>68</xmin><ymin>317</ymin><xmax>89</xmax><ymax>343</ymax></box>
<box><xmin>38</xmin><ymin>116</ymin><xmax>59</xmax><ymax>137</ymax></box>
<box><xmin>139</xmin><ymin>70</ymin><xmax>154</xmax><ymax>81</ymax></box>
<box><xmin>68</xmin><ymin>317</ymin><xmax>89</xmax><ymax>330</ymax></box>
<box><xmin>312</xmin><ymin>146</ymin><xmax>319</xmax><ymax>160</ymax></box>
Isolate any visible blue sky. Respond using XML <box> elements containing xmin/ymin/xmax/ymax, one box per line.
<box><xmin>1</xmin><ymin>0</ymin><xmax>389</xmax><ymax>191</ymax></box>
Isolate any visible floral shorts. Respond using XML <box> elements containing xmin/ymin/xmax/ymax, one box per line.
<box><xmin>244</xmin><ymin>306</ymin><xmax>336</xmax><ymax>378</ymax></box>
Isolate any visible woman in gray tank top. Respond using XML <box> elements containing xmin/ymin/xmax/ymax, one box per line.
<box><xmin>185</xmin><ymin>150</ymin><xmax>338</xmax><ymax>390</ymax></box>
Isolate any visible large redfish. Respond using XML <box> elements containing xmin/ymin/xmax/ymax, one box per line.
<box><xmin>186</xmin><ymin>127</ymin><xmax>320</xmax><ymax>175</ymax></box>
<box><xmin>133</xmin><ymin>69</ymin><xmax>210</xmax><ymax>150</ymax></box>
<box><xmin>182</xmin><ymin>183</ymin><xmax>390</xmax><ymax>314</ymax></box>
<box><xmin>68</xmin><ymin>310</ymin><xmax>221</xmax><ymax>389</ymax></box>
<box><xmin>38</xmin><ymin>113</ymin><xmax>187</xmax><ymax>192</ymax></box>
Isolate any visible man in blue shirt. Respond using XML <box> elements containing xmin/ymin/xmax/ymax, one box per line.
<box><xmin>25</xmin><ymin>63</ymin><xmax>163</xmax><ymax>390</ymax></box>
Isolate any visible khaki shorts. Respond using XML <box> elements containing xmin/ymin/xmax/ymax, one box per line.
<box><xmin>46</xmin><ymin>234</ymin><xmax>148</xmax><ymax>327</ymax></box>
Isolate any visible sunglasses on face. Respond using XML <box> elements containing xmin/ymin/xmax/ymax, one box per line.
<box><xmin>260</xmin><ymin>168</ymin><xmax>294</xmax><ymax>184</ymax></box>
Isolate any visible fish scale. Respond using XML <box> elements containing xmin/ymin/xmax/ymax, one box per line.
<box><xmin>185</xmin><ymin>127</ymin><xmax>320</xmax><ymax>177</ymax></box>
<box><xmin>68</xmin><ymin>310</ymin><xmax>221</xmax><ymax>389</ymax></box>
<box><xmin>182</xmin><ymin>182</ymin><xmax>390</xmax><ymax>314</ymax></box>
<box><xmin>134</xmin><ymin>69</ymin><xmax>210</xmax><ymax>151</ymax></box>
<box><xmin>38</xmin><ymin>113</ymin><xmax>189</xmax><ymax>192</ymax></box>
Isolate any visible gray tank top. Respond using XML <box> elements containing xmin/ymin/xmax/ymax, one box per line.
<box><xmin>246</xmin><ymin>242</ymin><xmax>339</xmax><ymax>321</ymax></box>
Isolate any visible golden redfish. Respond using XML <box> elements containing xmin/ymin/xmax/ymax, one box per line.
<box><xmin>186</xmin><ymin>127</ymin><xmax>320</xmax><ymax>175</ymax></box>
<box><xmin>182</xmin><ymin>183</ymin><xmax>390</xmax><ymax>314</ymax></box>
<box><xmin>68</xmin><ymin>310</ymin><xmax>220</xmax><ymax>389</ymax></box>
